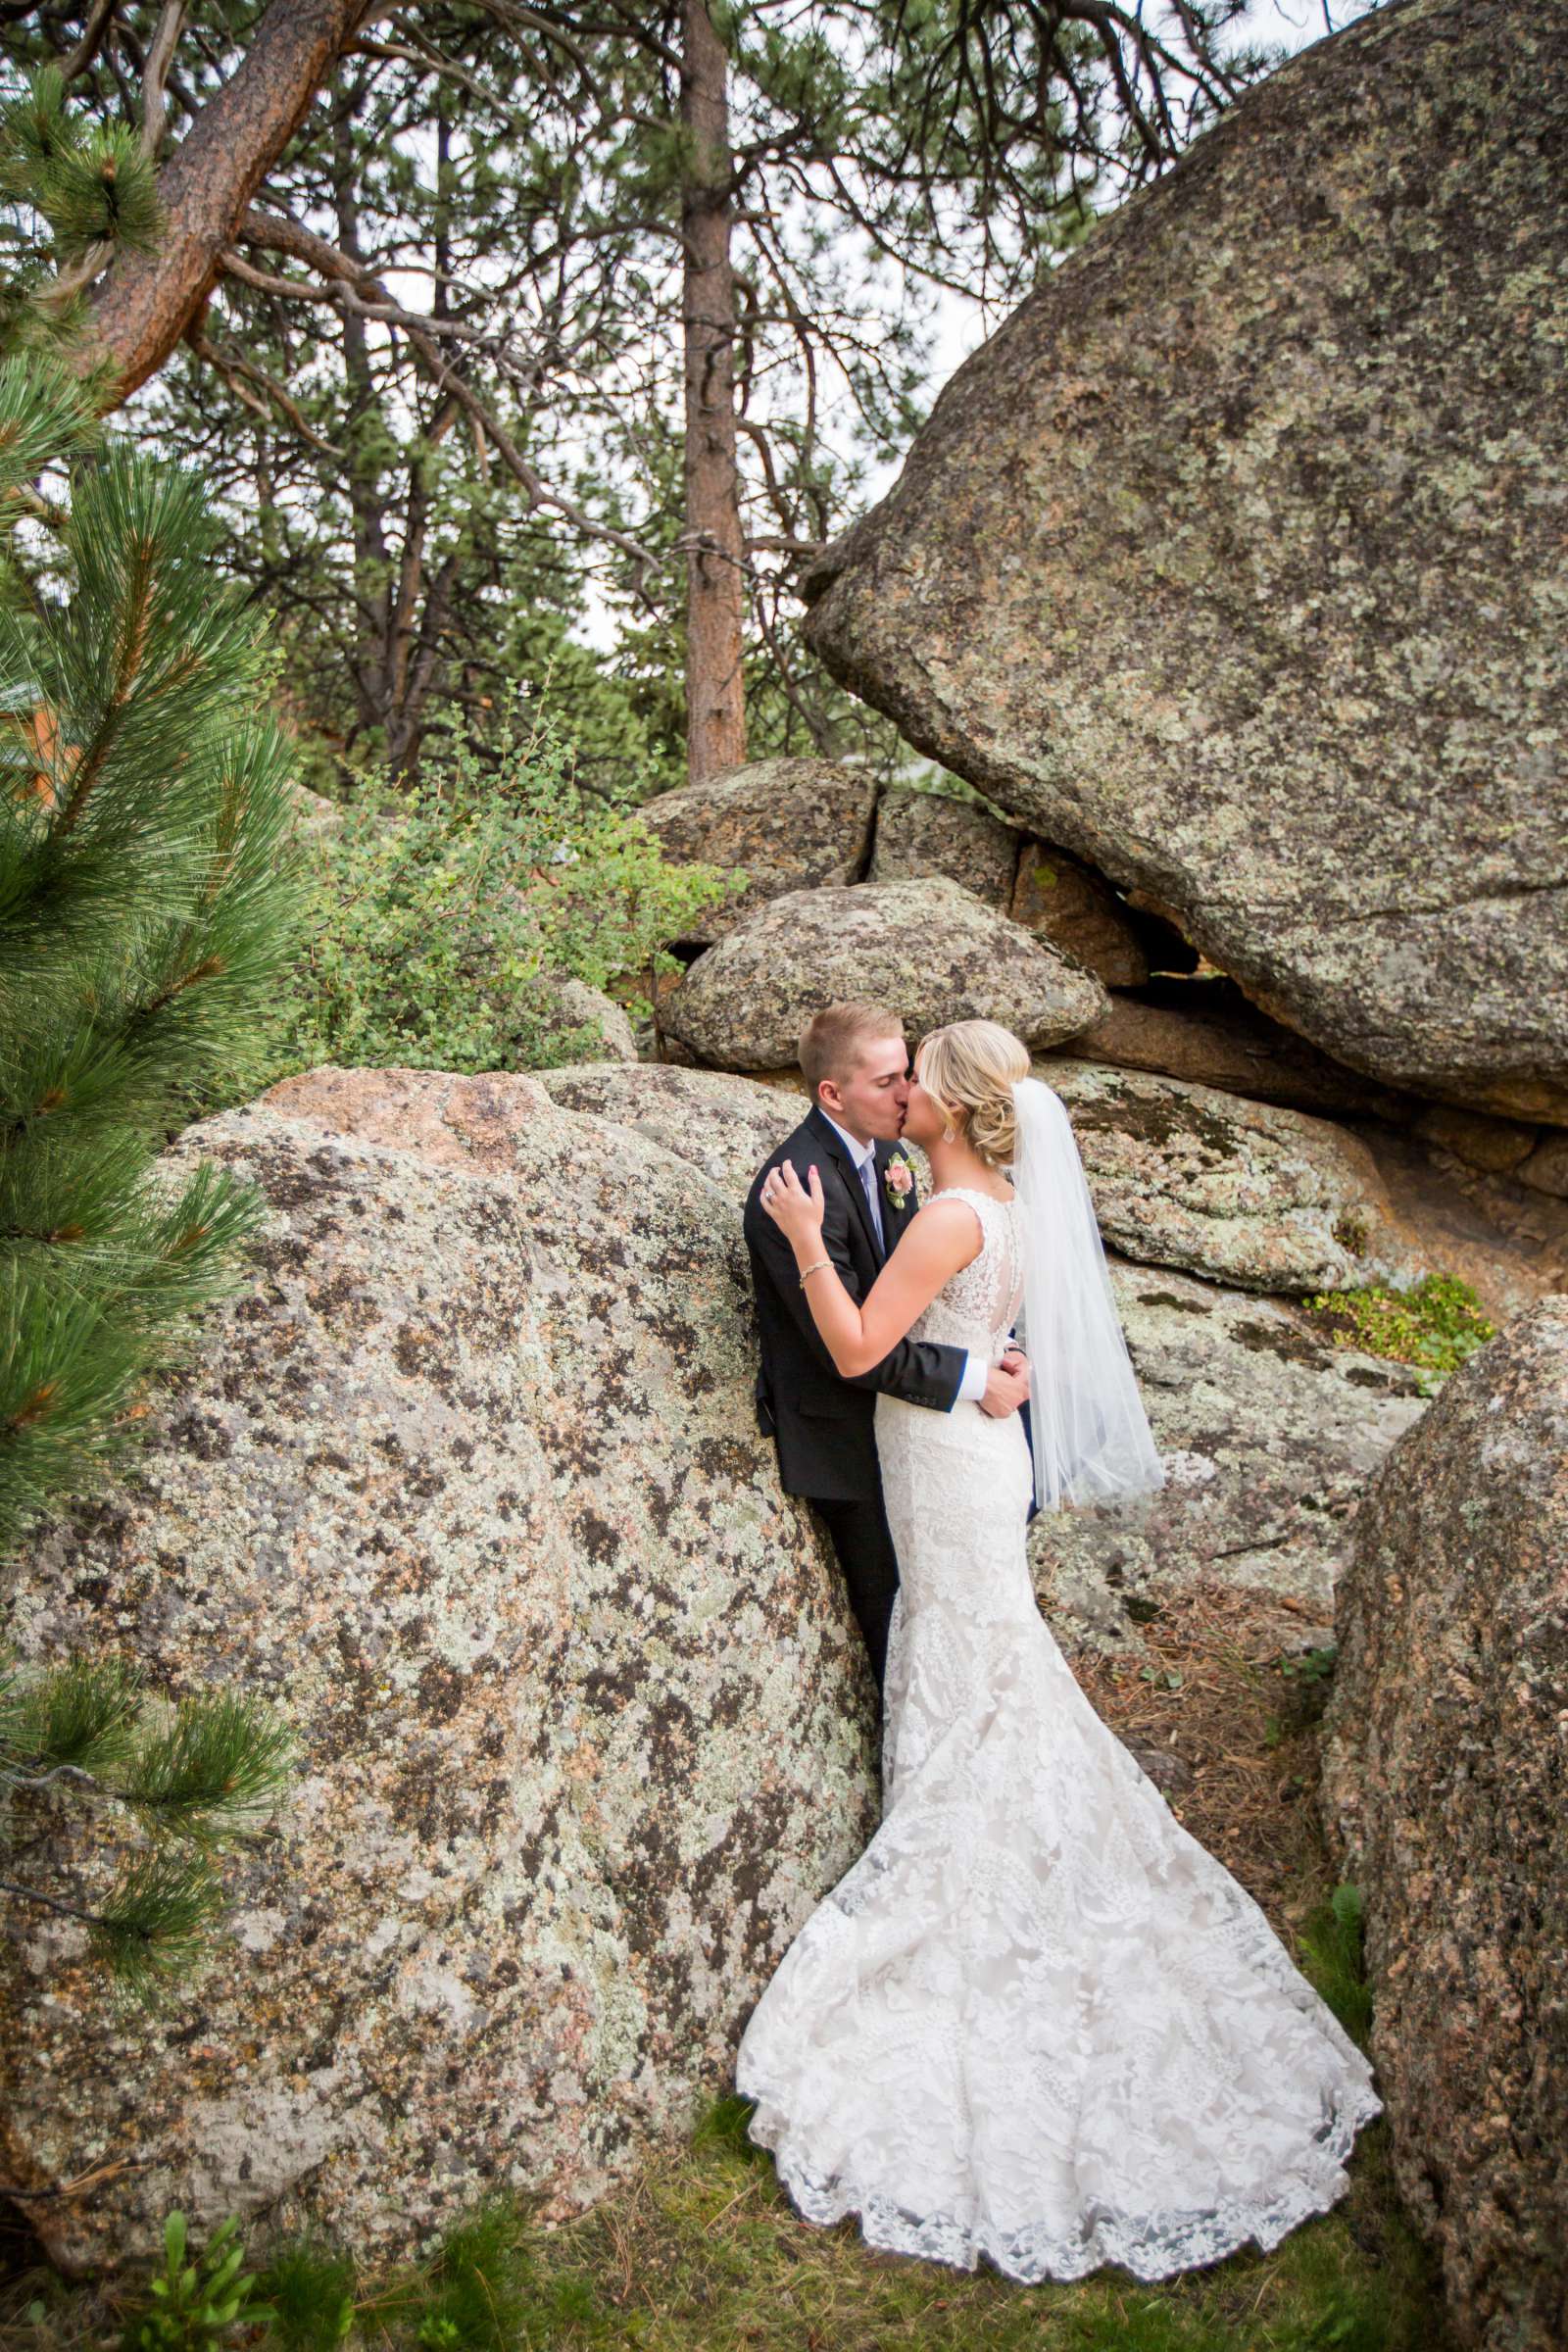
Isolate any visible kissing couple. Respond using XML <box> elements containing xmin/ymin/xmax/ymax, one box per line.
<box><xmin>733</xmin><ymin>1002</ymin><xmax>1381</xmax><ymax>2286</ymax></box>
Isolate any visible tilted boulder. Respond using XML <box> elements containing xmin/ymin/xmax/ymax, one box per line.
<box><xmin>802</xmin><ymin>0</ymin><xmax>1568</xmax><ymax>1121</ymax></box>
<box><xmin>0</xmin><ymin>1067</ymin><xmax>878</xmax><ymax>2272</ymax></box>
<box><xmin>1322</xmin><ymin>1298</ymin><xmax>1568</xmax><ymax>2352</ymax></box>
<box><xmin>868</xmin><ymin>787</ymin><xmax>1019</xmax><ymax>908</ymax></box>
<box><xmin>642</xmin><ymin>757</ymin><xmax>877</xmax><ymax>942</ymax></box>
<box><xmin>662</xmin><ymin>878</ymin><xmax>1106</xmax><ymax>1071</ymax></box>
<box><xmin>1043</xmin><ymin>1060</ymin><xmax>1424</xmax><ymax>1294</ymax></box>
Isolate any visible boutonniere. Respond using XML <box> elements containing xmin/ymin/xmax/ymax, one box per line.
<box><xmin>884</xmin><ymin>1152</ymin><xmax>914</xmax><ymax>1211</ymax></box>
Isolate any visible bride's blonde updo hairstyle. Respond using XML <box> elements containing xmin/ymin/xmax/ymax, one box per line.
<box><xmin>916</xmin><ymin>1019</ymin><xmax>1032</xmax><ymax>1170</ymax></box>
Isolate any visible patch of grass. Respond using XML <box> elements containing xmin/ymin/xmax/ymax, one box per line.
<box><xmin>1303</xmin><ymin>1276</ymin><xmax>1494</xmax><ymax>1391</ymax></box>
<box><xmin>312</xmin><ymin>2083</ymin><xmax>1442</xmax><ymax>2352</ymax></box>
<box><xmin>255</xmin><ymin>2244</ymin><xmax>356</xmax><ymax>2352</ymax></box>
<box><xmin>1298</xmin><ymin>1885</ymin><xmax>1375</xmax><ymax>2047</ymax></box>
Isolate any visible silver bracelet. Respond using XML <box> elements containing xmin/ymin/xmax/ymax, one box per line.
<box><xmin>797</xmin><ymin>1258</ymin><xmax>832</xmax><ymax>1287</ymax></box>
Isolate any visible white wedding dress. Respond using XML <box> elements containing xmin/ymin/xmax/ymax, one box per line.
<box><xmin>736</xmin><ymin>1187</ymin><xmax>1381</xmax><ymax>2284</ymax></box>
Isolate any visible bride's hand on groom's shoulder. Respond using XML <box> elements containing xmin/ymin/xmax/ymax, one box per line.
<box><xmin>759</xmin><ymin>1156</ymin><xmax>826</xmax><ymax>1250</ymax></box>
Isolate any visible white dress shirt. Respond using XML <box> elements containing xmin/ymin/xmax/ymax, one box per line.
<box><xmin>819</xmin><ymin>1113</ymin><xmax>986</xmax><ymax>1407</ymax></box>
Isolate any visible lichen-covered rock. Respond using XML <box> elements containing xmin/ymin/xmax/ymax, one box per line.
<box><xmin>1050</xmin><ymin>980</ymin><xmax>1415</xmax><ymax>1121</ymax></box>
<box><xmin>1010</xmin><ymin>842</ymin><xmax>1149</xmax><ymax>989</ymax></box>
<box><xmin>0</xmin><ymin>1067</ymin><xmax>877</xmax><ymax>2273</ymax></box>
<box><xmin>531</xmin><ymin>972</ymin><xmax>638</xmax><ymax>1063</ymax></box>
<box><xmin>535</xmin><ymin>1061</ymin><xmax>802</xmax><ymax>1191</ymax></box>
<box><xmin>642</xmin><ymin>758</ymin><xmax>877</xmax><ymax>942</ymax></box>
<box><xmin>1030</xmin><ymin>1259</ymin><xmax>1426</xmax><ymax>1653</ymax></box>
<box><xmin>1043</xmin><ymin>1060</ymin><xmax>1423</xmax><ymax>1294</ymax></box>
<box><xmin>869</xmin><ymin>788</ymin><xmax>1018</xmax><ymax>906</ymax></box>
<box><xmin>663</xmin><ymin>878</ymin><xmax>1107</xmax><ymax>1071</ymax></box>
<box><xmin>802</xmin><ymin>0</ymin><xmax>1568</xmax><ymax>1121</ymax></box>
<box><xmin>1321</xmin><ymin>1298</ymin><xmax>1568</xmax><ymax>2352</ymax></box>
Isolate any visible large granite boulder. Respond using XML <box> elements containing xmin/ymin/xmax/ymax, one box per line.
<box><xmin>802</xmin><ymin>0</ymin><xmax>1568</xmax><ymax>1122</ymax></box>
<box><xmin>1321</xmin><ymin>1298</ymin><xmax>1568</xmax><ymax>2352</ymax></box>
<box><xmin>642</xmin><ymin>758</ymin><xmax>876</xmax><ymax>942</ymax></box>
<box><xmin>1031</xmin><ymin>1259</ymin><xmax>1426</xmax><ymax>1654</ymax></box>
<box><xmin>0</xmin><ymin>1067</ymin><xmax>877</xmax><ymax>2272</ymax></box>
<box><xmin>663</xmin><ymin>878</ymin><xmax>1107</xmax><ymax>1071</ymax></box>
<box><xmin>868</xmin><ymin>787</ymin><xmax>1019</xmax><ymax>906</ymax></box>
<box><xmin>1044</xmin><ymin>1060</ymin><xmax>1423</xmax><ymax>1294</ymax></box>
<box><xmin>535</xmin><ymin>1061</ymin><xmax>802</xmax><ymax>1190</ymax></box>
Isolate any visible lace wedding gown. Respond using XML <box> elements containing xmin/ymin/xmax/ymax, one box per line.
<box><xmin>736</xmin><ymin>1187</ymin><xmax>1381</xmax><ymax>2284</ymax></box>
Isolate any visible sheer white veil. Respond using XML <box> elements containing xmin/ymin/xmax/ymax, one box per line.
<box><xmin>1010</xmin><ymin>1075</ymin><xmax>1165</xmax><ymax>1511</ymax></box>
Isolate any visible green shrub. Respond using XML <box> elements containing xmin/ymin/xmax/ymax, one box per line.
<box><xmin>121</xmin><ymin>2214</ymin><xmax>269</xmax><ymax>2352</ymax></box>
<box><xmin>1304</xmin><ymin>1273</ymin><xmax>1494</xmax><ymax>1392</ymax></box>
<box><xmin>263</xmin><ymin>717</ymin><xmax>739</xmax><ymax>1085</ymax></box>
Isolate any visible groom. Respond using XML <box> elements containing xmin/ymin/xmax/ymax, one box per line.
<box><xmin>744</xmin><ymin>1001</ymin><xmax>1031</xmax><ymax>1701</ymax></box>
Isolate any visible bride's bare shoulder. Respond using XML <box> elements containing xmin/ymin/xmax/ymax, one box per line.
<box><xmin>907</xmin><ymin>1193</ymin><xmax>987</xmax><ymax>1259</ymax></box>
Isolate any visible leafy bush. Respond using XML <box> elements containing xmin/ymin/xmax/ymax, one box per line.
<box><xmin>263</xmin><ymin>718</ymin><xmax>740</xmax><ymax>1085</ymax></box>
<box><xmin>1304</xmin><ymin>1273</ymin><xmax>1494</xmax><ymax>1392</ymax></box>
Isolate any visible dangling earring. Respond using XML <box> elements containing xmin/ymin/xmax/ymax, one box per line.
<box><xmin>942</xmin><ymin>1121</ymin><xmax>956</xmax><ymax>1143</ymax></box>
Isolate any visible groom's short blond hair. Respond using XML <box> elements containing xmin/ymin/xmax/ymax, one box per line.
<box><xmin>799</xmin><ymin>1002</ymin><xmax>906</xmax><ymax>1102</ymax></box>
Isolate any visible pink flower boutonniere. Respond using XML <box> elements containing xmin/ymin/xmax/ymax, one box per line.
<box><xmin>884</xmin><ymin>1152</ymin><xmax>914</xmax><ymax>1211</ymax></box>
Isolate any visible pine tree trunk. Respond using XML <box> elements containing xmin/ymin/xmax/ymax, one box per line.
<box><xmin>679</xmin><ymin>0</ymin><xmax>747</xmax><ymax>784</ymax></box>
<box><xmin>333</xmin><ymin>79</ymin><xmax>391</xmax><ymax>745</ymax></box>
<box><xmin>76</xmin><ymin>0</ymin><xmax>370</xmax><ymax>406</ymax></box>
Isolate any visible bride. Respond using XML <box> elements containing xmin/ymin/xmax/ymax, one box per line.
<box><xmin>736</xmin><ymin>1018</ymin><xmax>1381</xmax><ymax>2285</ymax></box>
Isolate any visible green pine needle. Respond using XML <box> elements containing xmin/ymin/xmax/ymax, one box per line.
<box><xmin>86</xmin><ymin>1844</ymin><xmax>225</xmax><ymax>1999</ymax></box>
<box><xmin>0</xmin><ymin>1648</ymin><xmax>142</xmax><ymax>1780</ymax></box>
<box><xmin>118</xmin><ymin>1690</ymin><xmax>293</xmax><ymax>1848</ymax></box>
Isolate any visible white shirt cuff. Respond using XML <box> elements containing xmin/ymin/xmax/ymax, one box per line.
<box><xmin>956</xmin><ymin>1353</ymin><xmax>988</xmax><ymax>1406</ymax></box>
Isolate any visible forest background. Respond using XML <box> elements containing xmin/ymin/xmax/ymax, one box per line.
<box><xmin>1</xmin><ymin>0</ymin><xmax>1372</xmax><ymax>808</ymax></box>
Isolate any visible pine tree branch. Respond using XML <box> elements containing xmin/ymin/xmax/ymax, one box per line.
<box><xmin>234</xmin><ymin>206</ymin><xmax>667</xmax><ymax>588</ymax></box>
<box><xmin>140</xmin><ymin>2</ymin><xmax>189</xmax><ymax>163</ymax></box>
<box><xmin>59</xmin><ymin>0</ymin><xmax>119</xmax><ymax>83</ymax></box>
<box><xmin>184</xmin><ymin>326</ymin><xmax>346</xmax><ymax>458</ymax></box>
<box><xmin>0</xmin><ymin>1875</ymin><xmax>106</xmax><ymax>1927</ymax></box>
<box><xmin>76</xmin><ymin>0</ymin><xmax>378</xmax><ymax>406</ymax></box>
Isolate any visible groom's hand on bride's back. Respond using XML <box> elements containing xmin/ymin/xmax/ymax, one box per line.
<box><xmin>980</xmin><ymin>1349</ymin><xmax>1031</xmax><ymax>1417</ymax></box>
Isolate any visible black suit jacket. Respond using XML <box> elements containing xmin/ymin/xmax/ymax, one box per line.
<box><xmin>744</xmin><ymin>1105</ymin><xmax>967</xmax><ymax>1504</ymax></box>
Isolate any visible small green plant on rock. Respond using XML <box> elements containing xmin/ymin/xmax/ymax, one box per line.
<box><xmin>254</xmin><ymin>2244</ymin><xmax>356</xmax><ymax>2352</ymax></box>
<box><xmin>122</xmin><ymin>2215</ymin><xmax>269</xmax><ymax>2352</ymax></box>
<box><xmin>1304</xmin><ymin>1273</ymin><xmax>1494</xmax><ymax>1391</ymax></box>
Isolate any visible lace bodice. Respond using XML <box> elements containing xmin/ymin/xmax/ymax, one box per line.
<box><xmin>907</xmin><ymin>1186</ymin><xmax>1024</xmax><ymax>1361</ymax></box>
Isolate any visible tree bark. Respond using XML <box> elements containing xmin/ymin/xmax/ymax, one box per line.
<box><xmin>679</xmin><ymin>0</ymin><xmax>747</xmax><ymax>783</ymax></box>
<box><xmin>75</xmin><ymin>0</ymin><xmax>372</xmax><ymax>408</ymax></box>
